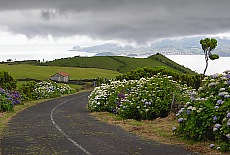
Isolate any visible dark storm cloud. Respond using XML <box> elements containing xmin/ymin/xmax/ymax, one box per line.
<box><xmin>1</xmin><ymin>0</ymin><xmax>230</xmax><ymax>43</ymax></box>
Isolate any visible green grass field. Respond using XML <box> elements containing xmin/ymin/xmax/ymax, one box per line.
<box><xmin>0</xmin><ymin>64</ymin><xmax>121</xmax><ymax>81</ymax></box>
<box><xmin>47</xmin><ymin>56</ymin><xmax>123</xmax><ymax>71</ymax></box>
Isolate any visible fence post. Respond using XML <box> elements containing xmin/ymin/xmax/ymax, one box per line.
<box><xmin>170</xmin><ymin>93</ymin><xmax>175</xmax><ymax>113</ymax></box>
<box><xmin>93</xmin><ymin>81</ymin><xmax>97</xmax><ymax>87</ymax></box>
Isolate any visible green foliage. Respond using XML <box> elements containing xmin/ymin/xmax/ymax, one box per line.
<box><xmin>200</xmin><ymin>38</ymin><xmax>217</xmax><ymax>52</ymax></box>
<box><xmin>18</xmin><ymin>81</ymin><xmax>37</xmax><ymax>101</ymax></box>
<box><xmin>200</xmin><ymin>38</ymin><xmax>218</xmax><ymax>75</ymax></box>
<box><xmin>116</xmin><ymin>66</ymin><xmax>202</xmax><ymax>89</ymax></box>
<box><xmin>88</xmin><ymin>74</ymin><xmax>192</xmax><ymax>120</ymax></box>
<box><xmin>174</xmin><ymin>72</ymin><xmax>230</xmax><ymax>152</ymax></box>
<box><xmin>0</xmin><ymin>71</ymin><xmax>16</xmax><ymax>90</ymax></box>
<box><xmin>209</xmin><ymin>54</ymin><xmax>219</xmax><ymax>60</ymax></box>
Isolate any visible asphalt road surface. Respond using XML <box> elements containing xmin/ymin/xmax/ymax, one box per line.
<box><xmin>1</xmin><ymin>92</ymin><xmax>198</xmax><ymax>155</ymax></box>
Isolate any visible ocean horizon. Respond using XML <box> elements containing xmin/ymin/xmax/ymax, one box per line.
<box><xmin>0</xmin><ymin>45</ymin><xmax>97</xmax><ymax>62</ymax></box>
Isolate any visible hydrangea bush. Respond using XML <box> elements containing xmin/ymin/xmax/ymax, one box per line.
<box><xmin>88</xmin><ymin>73</ymin><xmax>193</xmax><ymax>120</ymax></box>
<box><xmin>174</xmin><ymin>71</ymin><xmax>230</xmax><ymax>152</ymax></box>
<box><xmin>0</xmin><ymin>80</ymin><xmax>75</xmax><ymax>112</ymax></box>
<box><xmin>33</xmin><ymin>81</ymin><xmax>75</xmax><ymax>99</ymax></box>
<box><xmin>0</xmin><ymin>88</ymin><xmax>21</xmax><ymax>112</ymax></box>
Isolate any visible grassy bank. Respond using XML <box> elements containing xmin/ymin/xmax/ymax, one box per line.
<box><xmin>91</xmin><ymin>112</ymin><xmax>228</xmax><ymax>155</ymax></box>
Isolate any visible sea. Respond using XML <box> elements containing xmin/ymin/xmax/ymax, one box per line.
<box><xmin>0</xmin><ymin>46</ymin><xmax>229</xmax><ymax>75</ymax></box>
<box><xmin>166</xmin><ymin>55</ymin><xmax>230</xmax><ymax>75</ymax></box>
<box><xmin>0</xmin><ymin>45</ymin><xmax>96</xmax><ymax>62</ymax></box>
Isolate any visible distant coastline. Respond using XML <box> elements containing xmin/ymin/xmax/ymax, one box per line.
<box><xmin>70</xmin><ymin>48</ymin><xmax>230</xmax><ymax>58</ymax></box>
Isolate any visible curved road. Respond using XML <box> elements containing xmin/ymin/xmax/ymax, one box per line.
<box><xmin>1</xmin><ymin>92</ymin><xmax>197</xmax><ymax>155</ymax></box>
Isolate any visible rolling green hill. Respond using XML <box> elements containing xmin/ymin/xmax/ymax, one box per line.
<box><xmin>47</xmin><ymin>54</ymin><xmax>196</xmax><ymax>74</ymax></box>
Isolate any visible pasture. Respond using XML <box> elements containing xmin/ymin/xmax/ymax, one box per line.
<box><xmin>0</xmin><ymin>64</ymin><xmax>121</xmax><ymax>81</ymax></box>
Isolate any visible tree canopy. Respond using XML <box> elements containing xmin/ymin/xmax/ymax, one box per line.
<box><xmin>200</xmin><ymin>38</ymin><xmax>218</xmax><ymax>76</ymax></box>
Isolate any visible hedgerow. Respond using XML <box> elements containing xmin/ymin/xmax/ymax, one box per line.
<box><xmin>116</xmin><ymin>66</ymin><xmax>202</xmax><ymax>89</ymax></box>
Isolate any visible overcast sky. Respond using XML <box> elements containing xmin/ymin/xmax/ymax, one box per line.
<box><xmin>1</xmin><ymin>0</ymin><xmax>230</xmax><ymax>47</ymax></box>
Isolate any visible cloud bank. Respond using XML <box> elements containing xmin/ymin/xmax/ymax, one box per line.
<box><xmin>1</xmin><ymin>0</ymin><xmax>230</xmax><ymax>44</ymax></box>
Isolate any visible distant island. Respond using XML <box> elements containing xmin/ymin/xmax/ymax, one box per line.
<box><xmin>95</xmin><ymin>52</ymin><xmax>116</xmax><ymax>56</ymax></box>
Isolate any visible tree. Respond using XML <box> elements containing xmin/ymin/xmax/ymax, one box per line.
<box><xmin>6</xmin><ymin>59</ymin><xmax>12</xmax><ymax>62</ymax></box>
<box><xmin>0</xmin><ymin>71</ymin><xmax>16</xmax><ymax>90</ymax></box>
<box><xmin>200</xmin><ymin>38</ymin><xmax>219</xmax><ymax>76</ymax></box>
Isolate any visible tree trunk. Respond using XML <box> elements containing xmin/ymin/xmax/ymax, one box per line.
<box><xmin>203</xmin><ymin>55</ymin><xmax>208</xmax><ymax>76</ymax></box>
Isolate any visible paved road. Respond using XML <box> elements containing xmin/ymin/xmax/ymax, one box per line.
<box><xmin>1</xmin><ymin>92</ymin><xmax>197</xmax><ymax>155</ymax></box>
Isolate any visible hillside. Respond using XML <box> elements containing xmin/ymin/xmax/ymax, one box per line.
<box><xmin>47</xmin><ymin>54</ymin><xmax>196</xmax><ymax>74</ymax></box>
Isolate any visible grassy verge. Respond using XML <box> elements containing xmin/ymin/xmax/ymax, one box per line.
<box><xmin>90</xmin><ymin>112</ymin><xmax>228</xmax><ymax>155</ymax></box>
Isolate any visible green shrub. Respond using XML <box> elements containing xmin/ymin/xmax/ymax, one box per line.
<box><xmin>19</xmin><ymin>81</ymin><xmax>37</xmax><ymax>101</ymax></box>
